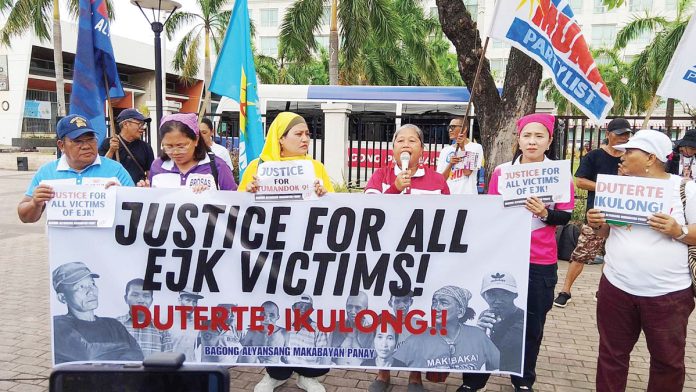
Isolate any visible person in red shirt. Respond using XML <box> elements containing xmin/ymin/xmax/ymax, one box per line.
<box><xmin>365</xmin><ymin>124</ymin><xmax>449</xmax><ymax>392</ymax></box>
<box><xmin>365</xmin><ymin>124</ymin><xmax>450</xmax><ymax>196</ymax></box>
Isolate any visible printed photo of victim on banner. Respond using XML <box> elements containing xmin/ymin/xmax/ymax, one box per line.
<box><xmin>47</xmin><ymin>187</ymin><xmax>531</xmax><ymax>375</ymax></box>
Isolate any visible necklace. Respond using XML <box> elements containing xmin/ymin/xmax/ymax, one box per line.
<box><xmin>441</xmin><ymin>325</ymin><xmax>461</xmax><ymax>356</ymax></box>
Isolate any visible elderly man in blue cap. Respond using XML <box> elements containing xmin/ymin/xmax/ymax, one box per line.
<box><xmin>99</xmin><ymin>108</ymin><xmax>154</xmax><ymax>184</ymax></box>
<box><xmin>17</xmin><ymin>114</ymin><xmax>133</xmax><ymax>223</ymax></box>
<box><xmin>52</xmin><ymin>261</ymin><xmax>143</xmax><ymax>364</ymax></box>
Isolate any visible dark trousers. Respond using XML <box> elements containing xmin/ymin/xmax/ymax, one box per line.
<box><xmin>266</xmin><ymin>366</ymin><xmax>330</xmax><ymax>381</ymax></box>
<box><xmin>596</xmin><ymin>276</ymin><xmax>694</xmax><ymax>392</ymax></box>
<box><xmin>461</xmin><ymin>263</ymin><xmax>557</xmax><ymax>389</ymax></box>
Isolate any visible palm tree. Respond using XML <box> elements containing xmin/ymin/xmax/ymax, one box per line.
<box><xmin>165</xmin><ymin>0</ymin><xmax>231</xmax><ymax>117</ymax></box>
<box><xmin>278</xmin><ymin>0</ymin><xmax>398</xmax><ymax>85</ymax></box>
<box><xmin>614</xmin><ymin>0</ymin><xmax>694</xmax><ymax>124</ymax></box>
<box><xmin>0</xmin><ymin>0</ymin><xmax>115</xmax><ymax>118</ymax></box>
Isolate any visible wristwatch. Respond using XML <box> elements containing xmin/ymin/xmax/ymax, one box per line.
<box><xmin>676</xmin><ymin>225</ymin><xmax>689</xmax><ymax>240</ymax></box>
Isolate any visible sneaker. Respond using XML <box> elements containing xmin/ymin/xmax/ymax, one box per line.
<box><xmin>254</xmin><ymin>374</ymin><xmax>287</xmax><ymax>392</ymax></box>
<box><xmin>589</xmin><ymin>255</ymin><xmax>605</xmax><ymax>265</ymax></box>
<box><xmin>513</xmin><ymin>385</ymin><xmax>534</xmax><ymax>392</ymax></box>
<box><xmin>553</xmin><ymin>292</ymin><xmax>572</xmax><ymax>308</ymax></box>
<box><xmin>456</xmin><ymin>386</ymin><xmax>480</xmax><ymax>391</ymax></box>
<box><xmin>297</xmin><ymin>375</ymin><xmax>326</xmax><ymax>392</ymax></box>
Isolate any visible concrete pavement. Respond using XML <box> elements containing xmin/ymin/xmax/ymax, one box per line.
<box><xmin>1</xmin><ymin>168</ymin><xmax>695</xmax><ymax>391</ymax></box>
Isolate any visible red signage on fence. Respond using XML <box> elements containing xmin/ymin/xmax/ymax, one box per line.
<box><xmin>349</xmin><ymin>148</ymin><xmax>439</xmax><ymax>168</ymax></box>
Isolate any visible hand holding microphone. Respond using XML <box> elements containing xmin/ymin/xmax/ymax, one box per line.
<box><xmin>396</xmin><ymin>151</ymin><xmax>412</xmax><ymax>193</ymax></box>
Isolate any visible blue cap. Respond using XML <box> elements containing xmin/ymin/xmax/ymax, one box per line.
<box><xmin>116</xmin><ymin>108</ymin><xmax>151</xmax><ymax>124</ymax></box>
<box><xmin>57</xmin><ymin>115</ymin><xmax>96</xmax><ymax>140</ymax></box>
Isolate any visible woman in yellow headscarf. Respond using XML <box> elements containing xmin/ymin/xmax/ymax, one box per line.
<box><xmin>239</xmin><ymin>112</ymin><xmax>333</xmax><ymax>195</ymax></box>
<box><xmin>241</xmin><ymin>112</ymin><xmax>333</xmax><ymax>392</ymax></box>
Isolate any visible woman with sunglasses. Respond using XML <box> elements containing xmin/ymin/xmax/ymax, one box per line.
<box><xmin>145</xmin><ymin>113</ymin><xmax>237</xmax><ymax>191</ymax></box>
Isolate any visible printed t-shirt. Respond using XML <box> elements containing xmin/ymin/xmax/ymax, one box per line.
<box><xmin>364</xmin><ymin>163</ymin><xmax>450</xmax><ymax>195</ymax></box>
<box><xmin>149</xmin><ymin>154</ymin><xmax>237</xmax><ymax>190</ymax></box>
<box><xmin>436</xmin><ymin>142</ymin><xmax>484</xmax><ymax>194</ymax></box>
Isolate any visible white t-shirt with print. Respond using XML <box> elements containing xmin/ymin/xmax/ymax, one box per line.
<box><xmin>604</xmin><ymin>175</ymin><xmax>696</xmax><ymax>297</ymax></box>
<box><xmin>436</xmin><ymin>142</ymin><xmax>484</xmax><ymax>194</ymax></box>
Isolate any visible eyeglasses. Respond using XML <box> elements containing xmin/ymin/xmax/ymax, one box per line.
<box><xmin>124</xmin><ymin>120</ymin><xmax>147</xmax><ymax>130</ymax></box>
<box><xmin>448</xmin><ymin>125</ymin><xmax>463</xmax><ymax>130</ymax></box>
<box><xmin>67</xmin><ymin>136</ymin><xmax>97</xmax><ymax>146</ymax></box>
<box><xmin>161</xmin><ymin>142</ymin><xmax>192</xmax><ymax>154</ymax></box>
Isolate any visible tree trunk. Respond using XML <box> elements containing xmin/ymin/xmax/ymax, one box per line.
<box><xmin>436</xmin><ymin>0</ymin><xmax>542</xmax><ymax>189</ymax></box>
<box><xmin>641</xmin><ymin>95</ymin><xmax>659</xmax><ymax>128</ymax></box>
<box><xmin>328</xmin><ymin>0</ymin><xmax>338</xmax><ymax>85</ymax></box>
<box><xmin>199</xmin><ymin>29</ymin><xmax>212</xmax><ymax>118</ymax></box>
<box><xmin>53</xmin><ymin>0</ymin><xmax>66</xmax><ymax>117</ymax></box>
<box><xmin>665</xmin><ymin>97</ymin><xmax>674</xmax><ymax>130</ymax></box>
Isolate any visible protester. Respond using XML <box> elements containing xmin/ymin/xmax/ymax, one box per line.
<box><xmin>365</xmin><ymin>123</ymin><xmax>449</xmax><ymax>392</ymax></box>
<box><xmin>668</xmin><ymin>129</ymin><xmax>696</xmax><ymax>179</ymax></box>
<box><xmin>52</xmin><ymin>262</ymin><xmax>143</xmax><ymax>364</ymax></box>
<box><xmin>459</xmin><ymin>113</ymin><xmax>574</xmax><ymax>392</ymax></box>
<box><xmin>145</xmin><ymin>113</ymin><xmax>237</xmax><ymax>191</ymax></box>
<box><xmin>17</xmin><ymin>114</ymin><xmax>133</xmax><ymax>223</ymax></box>
<box><xmin>241</xmin><ymin>111</ymin><xmax>331</xmax><ymax>392</ymax></box>
<box><xmin>331</xmin><ymin>292</ymin><xmax>373</xmax><ymax>365</ymax></box>
<box><xmin>240</xmin><ymin>301</ymin><xmax>286</xmax><ymax>364</ymax></box>
<box><xmin>365</xmin><ymin>124</ymin><xmax>449</xmax><ymax>195</ymax></box>
<box><xmin>393</xmin><ymin>286</ymin><xmax>500</xmax><ymax>371</ymax></box>
<box><xmin>554</xmin><ymin>118</ymin><xmax>631</xmax><ymax>307</ymax></box>
<box><xmin>117</xmin><ymin>278</ymin><xmax>173</xmax><ymax>357</ymax></box>
<box><xmin>587</xmin><ymin>129</ymin><xmax>696</xmax><ymax>392</ymax></box>
<box><xmin>437</xmin><ymin>117</ymin><xmax>484</xmax><ymax>194</ymax></box>
<box><xmin>240</xmin><ymin>111</ymin><xmax>333</xmax><ymax>196</ymax></box>
<box><xmin>201</xmin><ymin>303</ymin><xmax>243</xmax><ymax>363</ymax></box>
<box><xmin>476</xmin><ymin>271</ymin><xmax>524</xmax><ymax>373</ymax></box>
<box><xmin>199</xmin><ymin>117</ymin><xmax>234</xmax><ymax>172</ymax></box>
<box><xmin>170</xmin><ymin>288</ymin><xmax>204</xmax><ymax>361</ymax></box>
<box><xmin>100</xmin><ymin>108</ymin><xmax>154</xmax><ymax>184</ymax></box>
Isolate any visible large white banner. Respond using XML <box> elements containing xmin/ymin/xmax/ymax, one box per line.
<box><xmin>657</xmin><ymin>15</ymin><xmax>696</xmax><ymax>106</ymax></box>
<box><xmin>48</xmin><ymin>188</ymin><xmax>531</xmax><ymax>375</ymax></box>
<box><xmin>488</xmin><ymin>0</ymin><xmax>613</xmax><ymax>121</ymax></box>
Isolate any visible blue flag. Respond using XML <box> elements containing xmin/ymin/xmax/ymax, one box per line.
<box><xmin>209</xmin><ymin>0</ymin><xmax>264</xmax><ymax>177</ymax></box>
<box><xmin>69</xmin><ymin>0</ymin><xmax>124</xmax><ymax>143</ymax></box>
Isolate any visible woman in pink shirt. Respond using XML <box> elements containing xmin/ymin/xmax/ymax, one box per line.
<box><xmin>458</xmin><ymin>113</ymin><xmax>574</xmax><ymax>392</ymax></box>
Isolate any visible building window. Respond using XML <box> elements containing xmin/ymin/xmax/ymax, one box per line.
<box><xmin>260</xmin><ymin>36</ymin><xmax>279</xmax><ymax>57</ymax></box>
<box><xmin>570</xmin><ymin>0</ymin><xmax>583</xmax><ymax>12</ymax></box>
<box><xmin>490</xmin><ymin>58</ymin><xmax>508</xmax><ymax>82</ymax></box>
<box><xmin>634</xmin><ymin>30</ymin><xmax>652</xmax><ymax>45</ymax></box>
<box><xmin>322</xmin><ymin>6</ymin><xmax>331</xmax><ymax>25</ymax></box>
<box><xmin>430</xmin><ymin>7</ymin><xmax>438</xmax><ymax>18</ymax></box>
<box><xmin>260</xmin><ymin>8</ymin><xmax>278</xmax><ymax>27</ymax></box>
<box><xmin>591</xmin><ymin>24</ymin><xmax>617</xmax><ymax>48</ymax></box>
<box><xmin>492</xmin><ymin>38</ymin><xmax>510</xmax><ymax>49</ymax></box>
<box><xmin>464</xmin><ymin>0</ymin><xmax>477</xmax><ymax>22</ymax></box>
<box><xmin>593</xmin><ymin>0</ymin><xmax>608</xmax><ymax>13</ymax></box>
<box><xmin>629</xmin><ymin>0</ymin><xmax>652</xmax><ymax>12</ymax></box>
<box><xmin>316</xmin><ymin>35</ymin><xmax>329</xmax><ymax>50</ymax></box>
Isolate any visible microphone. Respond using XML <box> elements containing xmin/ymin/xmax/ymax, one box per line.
<box><xmin>400</xmin><ymin>151</ymin><xmax>411</xmax><ymax>193</ymax></box>
<box><xmin>400</xmin><ymin>151</ymin><xmax>411</xmax><ymax>173</ymax></box>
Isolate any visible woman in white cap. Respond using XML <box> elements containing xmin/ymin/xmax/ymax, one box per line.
<box><xmin>587</xmin><ymin>129</ymin><xmax>696</xmax><ymax>392</ymax></box>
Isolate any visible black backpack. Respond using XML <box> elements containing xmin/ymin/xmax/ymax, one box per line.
<box><xmin>556</xmin><ymin>223</ymin><xmax>580</xmax><ymax>261</ymax></box>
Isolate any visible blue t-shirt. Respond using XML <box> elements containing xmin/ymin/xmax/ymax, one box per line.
<box><xmin>25</xmin><ymin>156</ymin><xmax>134</xmax><ymax>196</ymax></box>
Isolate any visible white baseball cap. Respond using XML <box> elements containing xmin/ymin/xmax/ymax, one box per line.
<box><xmin>481</xmin><ymin>272</ymin><xmax>518</xmax><ymax>294</ymax></box>
<box><xmin>614</xmin><ymin>129</ymin><xmax>673</xmax><ymax>162</ymax></box>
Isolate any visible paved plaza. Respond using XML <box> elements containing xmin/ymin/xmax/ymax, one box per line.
<box><xmin>1</xmin><ymin>168</ymin><xmax>695</xmax><ymax>391</ymax></box>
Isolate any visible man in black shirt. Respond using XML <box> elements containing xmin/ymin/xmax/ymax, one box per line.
<box><xmin>99</xmin><ymin>109</ymin><xmax>154</xmax><ymax>184</ymax></box>
<box><xmin>553</xmin><ymin>118</ymin><xmax>631</xmax><ymax>308</ymax></box>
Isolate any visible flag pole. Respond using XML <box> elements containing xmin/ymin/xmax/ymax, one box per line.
<box><xmin>104</xmin><ymin>73</ymin><xmax>120</xmax><ymax>161</ymax></box>
<box><xmin>455</xmin><ymin>36</ymin><xmax>490</xmax><ymax>153</ymax></box>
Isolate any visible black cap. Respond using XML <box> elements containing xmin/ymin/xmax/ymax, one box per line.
<box><xmin>607</xmin><ymin>118</ymin><xmax>632</xmax><ymax>135</ymax></box>
<box><xmin>678</xmin><ymin>129</ymin><xmax>696</xmax><ymax>148</ymax></box>
<box><xmin>116</xmin><ymin>108</ymin><xmax>151</xmax><ymax>124</ymax></box>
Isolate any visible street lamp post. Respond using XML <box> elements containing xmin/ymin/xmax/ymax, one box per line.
<box><xmin>131</xmin><ymin>0</ymin><xmax>181</xmax><ymax>153</ymax></box>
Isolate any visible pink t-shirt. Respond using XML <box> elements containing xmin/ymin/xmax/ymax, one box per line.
<box><xmin>364</xmin><ymin>163</ymin><xmax>450</xmax><ymax>195</ymax></box>
<box><xmin>488</xmin><ymin>158</ymin><xmax>575</xmax><ymax>265</ymax></box>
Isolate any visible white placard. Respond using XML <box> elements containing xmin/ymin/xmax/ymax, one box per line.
<box><xmin>499</xmin><ymin>160</ymin><xmax>572</xmax><ymax>207</ymax></box>
<box><xmin>45</xmin><ymin>184</ymin><xmax>116</xmax><ymax>227</ymax></box>
<box><xmin>594</xmin><ymin>174</ymin><xmax>673</xmax><ymax>225</ymax></box>
<box><xmin>256</xmin><ymin>160</ymin><xmax>318</xmax><ymax>201</ymax></box>
<box><xmin>454</xmin><ymin>150</ymin><xmax>481</xmax><ymax>171</ymax></box>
